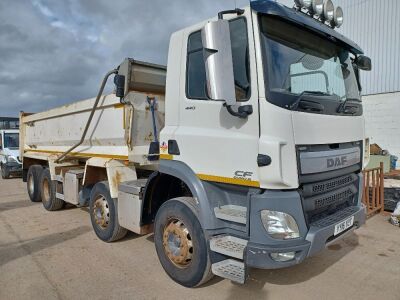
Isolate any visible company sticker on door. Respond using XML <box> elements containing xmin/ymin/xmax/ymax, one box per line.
<box><xmin>299</xmin><ymin>147</ymin><xmax>361</xmax><ymax>174</ymax></box>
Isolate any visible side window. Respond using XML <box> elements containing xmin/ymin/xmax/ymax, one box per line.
<box><xmin>186</xmin><ymin>17</ymin><xmax>251</xmax><ymax>101</ymax></box>
<box><xmin>187</xmin><ymin>31</ymin><xmax>207</xmax><ymax>99</ymax></box>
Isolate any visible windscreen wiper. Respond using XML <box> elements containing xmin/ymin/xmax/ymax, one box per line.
<box><xmin>289</xmin><ymin>91</ymin><xmax>329</xmax><ymax>111</ymax></box>
<box><xmin>337</xmin><ymin>98</ymin><xmax>361</xmax><ymax>114</ymax></box>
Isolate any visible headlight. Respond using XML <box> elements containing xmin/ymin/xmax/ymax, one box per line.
<box><xmin>323</xmin><ymin>0</ymin><xmax>335</xmax><ymax>22</ymax></box>
<box><xmin>6</xmin><ymin>156</ymin><xmax>18</xmax><ymax>163</ymax></box>
<box><xmin>311</xmin><ymin>0</ymin><xmax>324</xmax><ymax>17</ymax></box>
<box><xmin>333</xmin><ymin>6</ymin><xmax>343</xmax><ymax>28</ymax></box>
<box><xmin>260</xmin><ymin>210</ymin><xmax>300</xmax><ymax>240</ymax></box>
<box><xmin>295</xmin><ymin>0</ymin><xmax>312</xmax><ymax>9</ymax></box>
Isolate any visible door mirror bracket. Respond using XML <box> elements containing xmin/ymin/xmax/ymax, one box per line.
<box><xmin>224</xmin><ymin>103</ymin><xmax>253</xmax><ymax>119</ymax></box>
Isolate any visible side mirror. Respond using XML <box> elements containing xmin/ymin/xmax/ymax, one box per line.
<box><xmin>114</xmin><ymin>74</ymin><xmax>125</xmax><ymax>99</ymax></box>
<box><xmin>356</xmin><ymin>55</ymin><xmax>372</xmax><ymax>71</ymax></box>
<box><xmin>201</xmin><ymin>20</ymin><xmax>236</xmax><ymax>106</ymax></box>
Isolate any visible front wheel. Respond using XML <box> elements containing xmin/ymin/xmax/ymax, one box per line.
<box><xmin>154</xmin><ymin>197</ymin><xmax>213</xmax><ymax>287</ymax></box>
<box><xmin>89</xmin><ymin>181</ymin><xmax>127</xmax><ymax>242</ymax></box>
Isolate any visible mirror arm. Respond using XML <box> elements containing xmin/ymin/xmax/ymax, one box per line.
<box><xmin>223</xmin><ymin>103</ymin><xmax>253</xmax><ymax>119</ymax></box>
<box><xmin>218</xmin><ymin>8</ymin><xmax>245</xmax><ymax>20</ymax></box>
<box><xmin>352</xmin><ymin>61</ymin><xmax>362</xmax><ymax>92</ymax></box>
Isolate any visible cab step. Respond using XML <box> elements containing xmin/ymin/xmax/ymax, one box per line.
<box><xmin>214</xmin><ymin>205</ymin><xmax>247</xmax><ymax>224</ymax></box>
<box><xmin>211</xmin><ymin>259</ymin><xmax>246</xmax><ymax>284</ymax></box>
<box><xmin>210</xmin><ymin>235</ymin><xmax>248</xmax><ymax>260</ymax></box>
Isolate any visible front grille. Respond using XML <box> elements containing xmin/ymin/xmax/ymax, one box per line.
<box><xmin>315</xmin><ymin>189</ymin><xmax>352</xmax><ymax>209</ymax></box>
<box><xmin>297</xmin><ymin>142</ymin><xmax>363</xmax><ymax>225</ymax></box>
<box><xmin>296</xmin><ymin>142</ymin><xmax>362</xmax><ymax>184</ymax></box>
<box><xmin>303</xmin><ymin>173</ymin><xmax>358</xmax><ymax>197</ymax></box>
<box><xmin>301</xmin><ymin>173</ymin><xmax>359</xmax><ymax>225</ymax></box>
<box><xmin>303</xmin><ymin>185</ymin><xmax>357</xmax><ymax>212</ymax></box>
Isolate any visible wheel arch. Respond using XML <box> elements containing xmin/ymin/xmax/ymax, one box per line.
<box><xmin>83</xmin><ymin>158</ymin><xmax>137</xmax><ymax>199</ymax></box>
<box><xmin>143</xmin><ymin>160</ymin><xmax>215</xmax><ymax>229</ymax></box>
<box><xmin>22</xmin><ymin>157</ymin><xmax>48</xmax><ymax>182</ymax></box>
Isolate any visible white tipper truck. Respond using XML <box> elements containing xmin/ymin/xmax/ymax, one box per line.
<box><xmin>20</xmin><ymin>0</ymin><xmax>372</xmax><ymax>287</ymax></box>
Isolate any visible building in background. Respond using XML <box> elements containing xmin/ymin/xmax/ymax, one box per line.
<box><xmin>279</xmin><ymin>0</ymin><xmax>400</xmax><ymax>165</ymax></box>
<box><xmin>0</xmin><ymin>117</ymin><xmax>19</xmax><ymax>130</ymax></box>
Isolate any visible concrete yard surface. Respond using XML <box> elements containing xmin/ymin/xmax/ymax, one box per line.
<box><xmin>1</xmin><ymin>176</ymin><xmax>399</xmax><ymax>300</ymax></box>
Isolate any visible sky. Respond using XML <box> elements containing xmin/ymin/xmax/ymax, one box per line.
<box><xmin>0</xmin><ymin>0</ymin><xmax>260</xmax><ymax>117</ymax></box>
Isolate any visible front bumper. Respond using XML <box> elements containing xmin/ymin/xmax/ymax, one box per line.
<box><xmin>246</xmin><ymin>190</ymin><xmax>366</xmax><ymax>269</ymax></box>
<box><xmin>4</xmin><ymin>162</ymin><xmax>22</xmax><ymax>173</ymax></box>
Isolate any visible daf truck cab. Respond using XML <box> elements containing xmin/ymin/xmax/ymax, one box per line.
<box><xmin>0</xmin><ymin>129</ymin><xmax>22</xmax><ymax>179</ymax></box>
<box><xmin>20</xmin><ymin>0</ymin><xmax>372</xmax><ymax>287</ymax></box>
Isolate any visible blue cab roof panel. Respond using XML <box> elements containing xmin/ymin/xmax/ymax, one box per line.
<box><xmin>251</xmin><ymin>0</ymin><xmax>364</xmax><ymax>54</ymax></box>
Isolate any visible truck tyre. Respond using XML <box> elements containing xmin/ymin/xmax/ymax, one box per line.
<box><xmin>27</xmin><ymin>165</ymin><xmax>43</xmax><ymax>202</ymax></box>
<box><xmin>89</xmin><ymin>181</ymin><xmax>127</xmax><ymax>242</ymax></box>
<box><xmin>154</xmin><ymin>197</ymin><xmax>213</xmax><ymax>287</ymax></box>
<box><xmin>40</xmin><ymin>169</ymin><xmax>64</xmax><ymax>211</ymax></box>
<box><xmin>1</xmin><ymin>164</ymin><xmax>10</xmax><ymax>179</ymax></box>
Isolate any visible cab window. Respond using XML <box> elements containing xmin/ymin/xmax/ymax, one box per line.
<box><xmin>186</xmin><ymin>17</ymin><xmax>250</xmax><ymax>101</ymax></box>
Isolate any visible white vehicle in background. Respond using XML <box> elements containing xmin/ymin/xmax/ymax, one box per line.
<box><xmin>19</xmin><ymin>0</ymin><xmax>372</xmax><ymax>287</ymax></box>
<box><xmin>0</xmin><ymin>129</ymin><xmax>22</xmax><ymax>179</ymax></box>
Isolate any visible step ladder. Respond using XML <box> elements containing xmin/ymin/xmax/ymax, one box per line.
<box><xmin>214</xmin><ymin>205</ymin><xmax>247</xmax><ymax>224</ymax></box>
<box><xmin>212</xmin><ymin>259</ymin><xmax>246</xmax><ymax>284</ymax></box>
<box><xmin>210</xmin><ymin>234</ymin><xmax>248</xmax><ymax>284</ymax></box>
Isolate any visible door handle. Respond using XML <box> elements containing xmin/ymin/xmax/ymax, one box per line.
<box><xmin>257</xmin><ymin>154</ymin><xmax>271</xmax><ymax>167</ymax></box>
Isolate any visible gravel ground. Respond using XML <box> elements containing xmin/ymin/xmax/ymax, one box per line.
<box><xmin>1</xmin><ymin>176</ymin><xmax>400</xmax><ymax>300</ymax></box>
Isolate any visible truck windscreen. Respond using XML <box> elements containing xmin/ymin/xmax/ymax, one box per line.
<box><xmin>259</xmin><ymin>15</ymin><xmax>361</xmax><ymax>113</ymax></box>
<box><xmin>4</xmin><ymin>133</ymin><xmax>19</xmax><ymax>148</ymax></box>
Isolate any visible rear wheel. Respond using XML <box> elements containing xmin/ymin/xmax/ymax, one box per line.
<box><xmin>1</xmin><ymin>164</ymin><xmax>10</xmax><ymax>179</ymax></box>
<box><xmin>154</xmin><ymin>197</ymin><xmax>213</xmax><ymax>287</ymax></box>
<box><xmin>41</xmin><ymin>168</ymin><xmax>64</xmax><ymax>211</ymax></box>
<box><xmin>89</xmin><ymin>181</ymin><xmax>127</xmax><ymax>242</ymax></box>
<box><xmin>27</xmin><ymin>165</ymin><xmax>43</xmax><ymax>202</ymax></box>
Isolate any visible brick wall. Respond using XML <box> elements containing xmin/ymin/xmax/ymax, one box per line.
<box><xmin>363</xmin><ymin>92</ymin><xmax>400</xmax><ymax>167</ymax></box>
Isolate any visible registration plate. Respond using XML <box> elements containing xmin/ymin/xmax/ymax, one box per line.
<box><xmin>334</xmin><ymin>216</ymin><xmax>354</xmax><ymax>236</ymax></box>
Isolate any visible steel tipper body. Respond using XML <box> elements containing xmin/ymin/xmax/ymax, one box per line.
<box><xmin>20</xmin><ymin>0</ymin><xmax>371</xmax><ymax>287</ymax></box>
<box><xmin>0</xmin><ymin>129</ymin><xmax>22</xmax><ymax>178</ymax></box>
<box><xmin>20</xmin><ymin>60</ymin><xmax>167</xmax><ymax>216</ymax></box>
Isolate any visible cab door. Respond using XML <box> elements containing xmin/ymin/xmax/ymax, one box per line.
<box><xmin>172</xmin><ymin>13</ymin><xmax>260</xmax><ymax>187</ymax></box>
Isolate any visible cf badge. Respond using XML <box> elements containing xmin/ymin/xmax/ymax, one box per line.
<box><xmin>234</xmin><ymin>171</ymin><xmax>253</xmax><ymax>181</ymax></box>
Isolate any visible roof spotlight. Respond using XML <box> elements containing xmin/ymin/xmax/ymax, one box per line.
<box><xmin>295</xmin><ymin>0</ymin><xmax>312</xmax><ymax>9</ymax></box>
<box><xmin>311</xmin><ymin>0</ymin><xmax>324</xmax><ymax>16</ymax></box>
<box><xmin>323</xmin><ymin>0</ymin><xmax>335</xmax><ymax>22</ymax></box>
<box><xmin>333</xmin><ymin>6</ymin><xmax>344</xmax><ymax>27</ymax></box>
